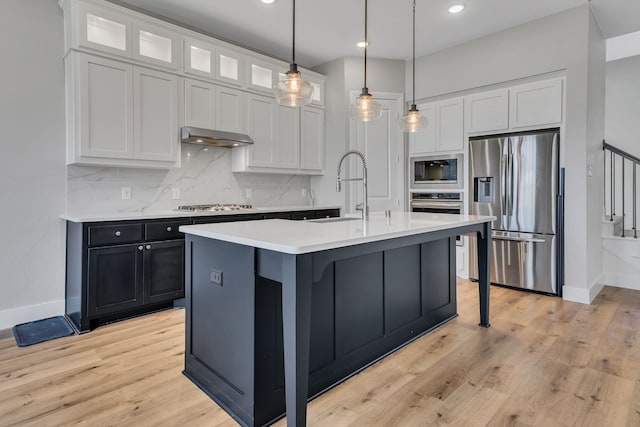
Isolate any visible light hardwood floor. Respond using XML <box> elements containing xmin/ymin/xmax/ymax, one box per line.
<box><xmin>1</xmin><ymin>280</ymin><xmax>639</xmax><ymax>426</ymax></box>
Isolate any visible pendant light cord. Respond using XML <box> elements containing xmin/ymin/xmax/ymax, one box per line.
<box><xmin>364</xmin><ymin>0</ymin><xmax>368</xmax><ymax>89</ymax></box>
<box><xmin>412</xmin><ymin>0</ymin><xmax>416</xmax><ymax>106</ymax></box>
<box><xmin>292</xmin><ymin>0</ymin><xmax>296</xmax><ymax>64</ymax></box>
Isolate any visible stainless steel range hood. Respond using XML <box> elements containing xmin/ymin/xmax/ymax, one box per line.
<box><xmin>180</xmin><ymin>127</ymin><xmax>253</xmax><ymax>148</ymax></box>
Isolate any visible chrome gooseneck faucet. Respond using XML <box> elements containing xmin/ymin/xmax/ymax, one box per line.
<box><xmin>336</xmin><ymin>150</ymin><xmax>369</xmax><ymax>220</ymax></box>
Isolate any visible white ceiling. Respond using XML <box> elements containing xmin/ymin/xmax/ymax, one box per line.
<box><xmin>113</xmin><ymin>0</ymin><xmax>640</xmax><ymax>68</ymax></box>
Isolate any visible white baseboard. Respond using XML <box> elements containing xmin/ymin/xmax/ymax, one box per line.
<box><xmin>602</xmin><ymin>272</ymin><xmax>640</xmax><ymax>291</ymax></box>
<box><xmin>562</xmin><ymin>274</ymin><xmax>605</xmax><ymax>304</ymax></box>
<box><xmin>0</xmin><ymin>300</ymin><xmax>65</xmax><ymax>331</ymax></box>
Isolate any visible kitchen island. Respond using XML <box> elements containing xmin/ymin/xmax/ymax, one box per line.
<box><xmin>179</xmin><ymin>212</ymin><xmax>493</xmax><ymax>427</ymax></box>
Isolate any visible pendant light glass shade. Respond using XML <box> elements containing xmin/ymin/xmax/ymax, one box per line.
<box><xmin>350</xmin><ymin>0</ymin><xmax>382</xmax><ymax>122</ymax></box>
<box><xmin>400</xmin><ymin>104</ymin><xmax>427</xmax><ymax>132</ymax></box>
<box><xmin>276</xmin><ymin>0</ymin><xmax>313</xmax><ymax>106</ymax></box>
<box><xmin>401</xmin><ymin>0</ymin><xmax>426</xmax><ymax>132</ymax></box>
<box><xmin>350</xmin><ymin>88</ymin><xmax>382</xmax><ymax>121</ymax></box>
<box><xmin>276</xmin><ymin>64</ymin><xmax>313</xmax><ymax>106</ymax></box>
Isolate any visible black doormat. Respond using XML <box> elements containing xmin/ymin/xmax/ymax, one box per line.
<box><xmin>12</xmin><ymin>316</ymin><xmax>75</xmax><ymax>347</ymax></box>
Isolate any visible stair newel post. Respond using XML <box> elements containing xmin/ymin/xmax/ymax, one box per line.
<box><xmin>622</xmin><ymin>159</ymin><xmax>626</xmax><ymax>238</ymax></box>
<box><xmin>611</xmin><ymin>152</ymin><xmax>615</xmax><ymax>222</ymax></box>
<box><xmin>603</xmin><ymin>145</ymin><xmax>607</xmax><ymax>217</ymax></box>
<box><xmin>634</xmin><ymin>162</ymin><xmax>637</xmax><ymax>239</ymax></box>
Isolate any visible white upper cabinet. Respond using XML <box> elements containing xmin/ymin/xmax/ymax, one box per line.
<box><xmin>300</xmin><ymin>107</ymin><xmax>325</xmax><ymax>171</ymax></box>
<box><xmin>509</xmin><ymin>79</ymin><xmax>563</xmax><ymax>129</ymax></box>
<box><xmin>245</xmin><ymin>93</ymin><xmax>277</xmax><ymax>167</ymax></box>
<box><xmin>184</xmin><ymin>79</ymin><xmax>246</xmax><ymax>134</ymax></box>
<box><xmin>464</xmin><ymin>89</ymin><xmax>509</xmax><ymax>134</ymax></box>
<box><xmin>409</xmin><ymin>103</ymin><xmax>436</xmax><ymax>155</ymax></box>
<box><xmin>276</xmin><ymin>105</ymin><xmax>300</xmax><ymax>169</ymax></box>
<box><xmin>76</xmin><ymin>54</ymin><xmax>133</xmax><ymax>160</ymax></box>
<box><xmin>216</xmin><ymin>86</ymin><xmax>246</xmax><ymax>134</ymax></box>
<box><xmin>437</xmin><ymin>98</ymin><xmax>464</xmax><ymax>152</ymax></box>
<box><xmin>133</xmin><ymin>67</ymin><xmax>179</xmax><ymax>161</ymax></box>
<box><xmin>410</xmin><ymin>99</ymin><xmax>462</xmax><ymax>155</ymax></box>
<box><xmin>76</xmin><ymin>2</ymin><xmax>132</xmax><ymax>57</ymax></box>
<box><xmin>132</xmin><ymin>21</ymin><xmax>179</xmax><ymax>70</ymax></box>
<box><xmin>302</xmin><ymin>72</ymin><xmax>325</xmax><ymax>108</ymax></box>
<box><xmin>67</xmin><ymin>52</ymin><xmax>180</xmax><ymax>168</ymax></box>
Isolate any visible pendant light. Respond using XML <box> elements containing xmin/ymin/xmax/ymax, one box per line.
<box><xmin>275</xmin><ymin>0</ymin><xmax>313</xmax><ymax>106</ymax></box>
<box><xmin>400</xmin><ymin>0</ymin><xmax>426</xmax><ymax>132</ymax></box>
<box><xmin>349</xmin><ymin>0</ymin><xmax>382</xmax><ymax>122</ymax></box>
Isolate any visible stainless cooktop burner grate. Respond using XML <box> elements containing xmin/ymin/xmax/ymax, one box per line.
<box><xmin>177</xmin><ymin>203</ymin><xmax>253</xmax><ymax>212</ymax></box>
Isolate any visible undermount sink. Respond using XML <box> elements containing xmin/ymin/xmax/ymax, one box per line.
<box><xmin>309</xmin><ymin>217</ymin><xmax>361</xmax><ymax>223</ymax></box>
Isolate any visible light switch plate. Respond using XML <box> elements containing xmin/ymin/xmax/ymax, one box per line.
<box><xmin>245</xmin><ymin>188</ymin><xmax>252</xmax><ymax>199</ymax></box>
<box><xmin>172</xmin><ymin>188</ymin><xmax>181</xmax><ymax>199</ymax></box>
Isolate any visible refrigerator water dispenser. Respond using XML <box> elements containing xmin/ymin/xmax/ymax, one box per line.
<box><xmin>474</xmin><ymin>177</ymin><xmax>494</xmax><ymax>203</ymax></box>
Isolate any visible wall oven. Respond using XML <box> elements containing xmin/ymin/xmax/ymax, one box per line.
<box><xmin>410</xmin><ymin>192</ymin><xmax>463</xmax><ymax>245</ymax></box>
<box><xmin>411</xmin><ymin>154</ymin><xmax>463</xmax><ymax>189</ymax></box>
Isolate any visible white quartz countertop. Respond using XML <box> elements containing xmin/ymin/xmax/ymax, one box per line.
<box><xmin>60</xmin><ymin>205</ymin><xmax>341</xmax><ymax>223</ymax></box>
<box><xmin>179</xmin><ymin>211</ymin><xmax>495</xmax><ymax>254</ymax></box>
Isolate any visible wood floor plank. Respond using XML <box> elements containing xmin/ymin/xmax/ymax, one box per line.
<box><xmin>1</xmin><ymin>283</ymin><xmax>639</xmax><ymax>426</ymax></box>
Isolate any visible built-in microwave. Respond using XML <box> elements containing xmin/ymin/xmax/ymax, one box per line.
<box><xmin>410</xmin><ymin>154</ymin><xmax>463</xmax><ymax>189</ymax></box>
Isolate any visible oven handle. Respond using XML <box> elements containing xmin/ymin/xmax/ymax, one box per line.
<box><xmin>410</xmin><ymin>200</ymin><xmax>463</xmax><ymax>209</ymax></box>
<box><xmin>492</xmin><ymin>234</ymin><xmax>546</xmax><ymax>244</ymax></box>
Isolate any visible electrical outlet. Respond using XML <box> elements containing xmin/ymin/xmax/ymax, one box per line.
<box><xmin>301</xmin><ymin>188</ymin><xmax>307</xmax><ymax>197</ymax></box>
<box><xmin>245</xmin><ymin>188</ymin><xmax>252</xmax><ymax>199</ymax></box>
<box><xmin>121</xmin><ymin>187</ymin><xmax>131</xmax><ymax>200</ymax></box>
<box><xmin>172</xmin><ymin>188</ymin><xmax>181</xmax><ymax>200</ymax></box>
<box><xmin>210</xmin><ymin>269</ymin><xmax>223</xmax><ymax>286</ymax></box>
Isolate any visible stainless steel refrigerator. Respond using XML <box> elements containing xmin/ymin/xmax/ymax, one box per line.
<box><xmin>469</xmin><ymin>129</ymin><xmax>563</xmax><ymax>295</ymax></box>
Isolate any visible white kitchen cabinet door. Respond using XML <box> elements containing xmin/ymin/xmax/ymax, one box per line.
<box><xmin>77</xmin><ymin>2</ymin><xmax>132</xmax><ymax>58</ymax></box>
<box><xmin>216</xmin><ymin>86</ymin><xmax>246</xmax><ymax>134</ymax></box>
<box><xmin>132</xmin><ymin>21</ymin><xmax>179</xmax><ymax>70</ymax></box>
<box><xmin>78</xmin><ymin>54</ymin><xmax>133</xmax><ymax>159</ymax></box>
<box><xmin>464</xmin><ymin>89</ymin><xmax>509</xmax><ymax>134</ymax></box>
<box><xmin>133</xmin><ymin>67</ymin><xmax>179</xmax><ymax>162</ymax></box>
<box><xmin>246</xmin><ymin>94</ymin><xmax>277</xmax><ymax>167</ymax></box>
<box><xmin>300</xmin><ymin>107</ymin><xmax>325</xmax><ymax>172</ymax></box>
<box><xmin>184</xmin><ymin>79</ymin><xmax>216</xmax><ymax>129</ymax></box>
<box><xmin>437</xmin><ymin>98</ymin><xmax>464</xmax><ymax>152</ymax></box>
<box><xmin>216</xmin><ymin>46</ymin><xmax>245</xmax><ymax>87</ymax></box>
<box><xmin>409</xmin><ymin>103</ymin><xmax>436</xmax><ymax>155</ymax></box>
<box><xmin>509</xmin><ymin>79</ymin><xmax>562</xmax><ymax>129</ymax></box>
<box><xmin>275</xmin><ymin>105</ymin><xmax>300</xmax><ymax>169</ymax></box>
<box><xmin>184</xmin><ymin>38</ymin><xmax>216</xmax><ymax>79</ymax></box>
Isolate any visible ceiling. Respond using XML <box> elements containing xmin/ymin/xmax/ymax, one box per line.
<box><xmin>113</xmin><ymin>0</ymin><xmax>640</xmax><ymax>68</ymax></box>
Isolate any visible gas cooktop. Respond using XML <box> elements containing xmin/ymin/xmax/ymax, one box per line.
<box><xmin>177</xmin><ymin>203</ymin><xmax>253</xmax><ymax>212</ymax></box>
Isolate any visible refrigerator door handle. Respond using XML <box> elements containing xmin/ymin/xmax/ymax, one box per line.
<box><xmin>492</xmin><ymin>235</ymin><xmax>546</xmax><ymax>244</ymax></box>
<box><xmin>501</xmin><ymin>153</ymin><xmax>508</xmax><ymax>220</ymax></box>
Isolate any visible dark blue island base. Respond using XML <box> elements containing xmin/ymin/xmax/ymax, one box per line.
<box><xmin>183</xmin><ymin>222</ymin><xmax>491</xmax><ymax>427</ymax></box>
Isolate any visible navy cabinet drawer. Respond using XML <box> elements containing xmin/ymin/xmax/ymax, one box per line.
<box><xmin>145</xmin><ymin>220</ymin><xmax>190</xmax><ymax>241</ymax></box>
<box><xmin>88</xmin><ymin>224</ymin><xmax>143</xmax><ymax>246</ymax></box>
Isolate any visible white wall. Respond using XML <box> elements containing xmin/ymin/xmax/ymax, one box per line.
<box><xmin>605</xmin><ymin>56</ymin><xmax>640</xmax><ymax>154</ymax></box>
<box><xmin>311</xmin><ymin>57</ymin><xmax>405</xmax><ymax>209</ymax></box>
<box><xmin>585</xmin><ymin>11</ymin><xmax>607</xmax><ymax>299</ymax></box>
<box><xmin>0</xmin><ymin>0</ymin><xmax>67</xmax><ymax>329</ymax></box>
<box><xmin>407</xmin><ymin>5</ymin><xmax>605</xmax><ymax>302</ymax></box>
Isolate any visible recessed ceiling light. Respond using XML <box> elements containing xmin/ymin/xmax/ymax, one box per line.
<box><xmin>261</xmin><ymin>0</ymin><xmax>276</xmax><ymax>4</ymax></box>
<box><xmin>356</xmin><ymin>41</ymin><xmax>369</xmax><ymax>48</ymax></box>
<box><xmin>448</xmin><ymin>4</ymin><xmax>465</xmax><ymax>14</ymax></box>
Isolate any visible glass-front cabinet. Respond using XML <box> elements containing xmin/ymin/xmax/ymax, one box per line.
<box><xmin>246</xmin><ymin>57</ymin><xmax>277</xmax><ymax>94</ymax></box>
<box><xmin>77</xmin><ymin>2</ymin><xmax>132</xmax><ymax>57</ymax></box>
<box><xmin>133</xmin><ymin>21</ymin><xmax>179</xmax><ymax>70</ymax></box>
<box><xmin>216</xmin><ymin>46</ymin><xmax>244</xmax><ymax>87</ymax></box>
<box><xmin>184</xmin><ymin>38</ymin><xmax>244</xmax><ymax>87</ymax></box>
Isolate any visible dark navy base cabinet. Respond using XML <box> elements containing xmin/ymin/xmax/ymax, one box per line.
<box><xmin>183</xmin><ymin>236</ymin><xmax>457</xmax><ymax>427</ymax></box>
<box><xmin>65</xmin><ymin>208</ymin><xmax>340</xmax><ymax>333</ymax></box>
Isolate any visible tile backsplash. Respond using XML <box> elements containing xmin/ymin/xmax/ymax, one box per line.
<box><xmin>67</xmin><ymin>144</ymin><xmax>311</xmax><ymax>214</ymax></box>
